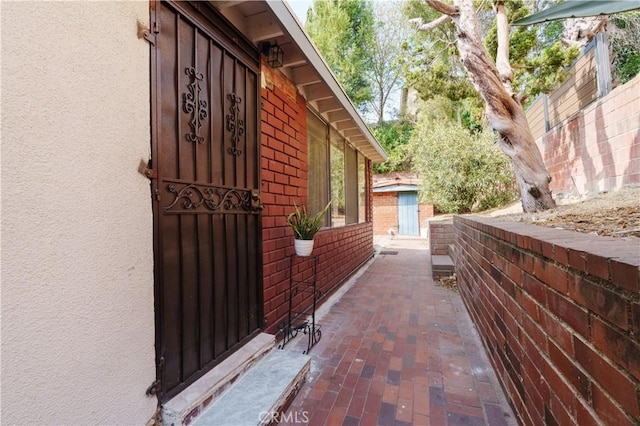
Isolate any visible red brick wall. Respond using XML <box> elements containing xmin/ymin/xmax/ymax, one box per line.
<box><xmin>260</xmin><ymin>62</ymin><xmax>375</xmax><ymax>335</ymax></box>
<box><xmin>372</xmin><ymin>192</ymin><xmax>397</xmax><ymax>235</ymax></box>
<box><xmin>420</xmin><ymin>203</ymin><xmax>435</xmax><ymax>230</ymax></box>
<box><xmin>372</xmin><ymin>191</ymin><xmax>434</xmax><ymax>235</ymax></box>
<box><xmin>537</xmin><ymin>74</ymin><xmax>640</xmax><ymax>196</ymax></box>
<box><xmin>428</xmin><ymin>219</ymin><xmax>453</xmax><ymax>255</ymax></box>
<box><xmin>454</xmin><ymin>215</ymin><xmax>640</xmax><ymax>425</ymax></box>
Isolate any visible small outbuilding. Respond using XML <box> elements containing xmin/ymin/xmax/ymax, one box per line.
<box><xmin>372</xmin><ymin>174</ymin><xmax>434</xmax><ymax>237</ymax></box>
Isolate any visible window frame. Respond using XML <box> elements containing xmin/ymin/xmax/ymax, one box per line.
<box><xmin>306</xmin><ymin>108</ymin><xmax>369</xmax><ymax>228</ymax></box>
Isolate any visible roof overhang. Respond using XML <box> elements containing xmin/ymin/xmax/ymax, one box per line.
<box><xmin>373</xmin><ymin>185</ymin><xmax>418</xmax><ymax>193</ymax></box>
<box><xmin>513</xmin><ymin>0</ymin><xmax>640</xmax><ymax>26</ymax></box>
<box><xmin>211</xmin><ymin>0</ymin><xmax>387</xmax><ymax>162</ymax></box>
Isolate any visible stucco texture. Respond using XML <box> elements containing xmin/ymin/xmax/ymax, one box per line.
<box><xmin>1</xmin><ymin>2</ymin><xmax>157</xmax><ymax>424</ymax></box>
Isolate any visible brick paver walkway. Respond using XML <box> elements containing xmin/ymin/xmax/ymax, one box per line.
<box><xmin>282</xmin><ymin>237</ymin><xmax>517</xmax><ymax>426</ymax></box>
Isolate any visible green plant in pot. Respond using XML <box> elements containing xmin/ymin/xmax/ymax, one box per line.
<box><xmin>285</xmin><ymin>201</ymin><xmax>331</xmax><ymax>256</ymax></box>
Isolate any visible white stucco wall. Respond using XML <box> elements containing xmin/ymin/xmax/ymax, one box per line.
<box><xmin>1</xmin><ymin>2</ymin><xmax>157</xmax><ymax>424</ymax></box>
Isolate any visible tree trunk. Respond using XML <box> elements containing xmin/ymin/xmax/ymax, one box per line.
<box><xmin>425</xmin><ymin>0</ymin><xmax>556</xmax><ymax>212</ymax></box>
<box><xmin>378</xmin><ymin>85</ymin><xmax>385</xmax><ymax>125</ymax></box>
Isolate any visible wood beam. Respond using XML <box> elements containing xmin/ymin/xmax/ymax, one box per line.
<box><xmin>280</xmin><ymin>43</ymin><xmax>307</xmax><ymax>67</ymax></box>
<box><xmin>292</xmin><ymin>65</ymin><xmax>321</xmax><ymax>86</ymax></box>
<box><xmin>314</xmin><ymin>98</ymin><xmax>343</xmax><ymax>113</ymax></box>
<box><xmin>335</xmin><ymin>120</ymin><xmax>357</xmax><ymax>131</ymax></box>
<box><xmin>302</xmin><ymin>83</ymin><xmax>333</xmax><ymax>102</ymax></box>
<box><xmin>348</xmin><ymin>135</ymin><xmax>368</xmax><ymax>144</ymax></box>
<box><xmin>342</xmin><ymin>128</ymin><xmax>362</xmax><ymax>138</ymax></box>
<box><xmin>326</xmin><ymin>110</ymin><xmax>351</xmax><ymax>123</ymax></box>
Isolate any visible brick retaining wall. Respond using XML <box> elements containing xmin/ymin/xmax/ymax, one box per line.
<box><xmin>454</xmin><ymin>215</ymin><xmax>640</xmax><ymax>425</ymax></box>
<box><xmin>428</xmin><ymin>218</ymin><xmax>454</xmax><ymax>255</ymax></box>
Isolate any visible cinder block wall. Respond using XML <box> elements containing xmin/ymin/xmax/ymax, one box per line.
<box><xmin>454</xmin><ymin>215</ymin><xmax>640</xmax><ymax>425</ymax></box>
<box><xmin>260</xmin><ymin>62</ymin><xmax>374</xmax><ymax>334</ymax></box>
<box><xmin>537</xmin><ymin>74</ymin><xmax>640</xmax><ymax>196</ymax></box>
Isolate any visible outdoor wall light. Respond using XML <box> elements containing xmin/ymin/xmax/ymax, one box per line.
<box><xmin>265</xmin><ymin>42</ymin><xmax>284</xmax><ymax>68</ymax></box>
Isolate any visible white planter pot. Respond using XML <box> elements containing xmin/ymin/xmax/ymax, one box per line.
<box><xmin>294</xmin><ymin>239</ymin><xmax>315</xmax><ymax>256</ymax></box>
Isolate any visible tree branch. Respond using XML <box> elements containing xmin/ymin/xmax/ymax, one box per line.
<box><xmin>494</xmin><ymin>1</ymin><xmax>513</xmax><ymax>95</ymax></box>
<box><xmin>409</xmin><ymin>14</ymin><xmax>452</xmax><ymax>32</ymax></box>
<box><xmin>417</xmin><ymin>0</ymin><xmax>556</xmax><ymax>211</ymax></box>
<box><xmin>425</xmin><ymin>0</ymin><xmax>459</xmax><ymax>16</ymax></box>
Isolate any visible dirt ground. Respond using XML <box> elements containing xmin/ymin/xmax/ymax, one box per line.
<box><xmin>491</xmin><ymin>185</ymin><xmax>640</xmax><ymax>240</ymax></box>
<box><xmin>437</xmin><ymin>185</ymin><xmax>639</xmax><ymax>290</ymax></box>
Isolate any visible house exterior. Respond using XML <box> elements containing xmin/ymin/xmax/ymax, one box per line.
<box><xmin>1</xmin><ymin>1</ymin><xmax>386</xmax><ymax>424</ymax></box>
<box><xmin>372</xmin><ymin>174</ymin><xmax>434</xmax><ymax>237</ymax></box>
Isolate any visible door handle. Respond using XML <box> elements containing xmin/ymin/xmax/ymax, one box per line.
<box><xmin>251</xmin><ymin>190</ymin><xmax>264</xmax><ymax>212</ymax></box>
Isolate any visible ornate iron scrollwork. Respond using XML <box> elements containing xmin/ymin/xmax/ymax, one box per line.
<box><xmin>226</xmin><ymin>93</ymin><xmax>244</xmax><ymax>156</ymax></box>
<box><xmin>183</xmin><ymin>67</ymin><xmax>208</xmax><ymax>144</ymax></box>
<box><xmin>164</xmin><ymin>183</ymin><xmax>253</xmax><ymax>213</ymax></box>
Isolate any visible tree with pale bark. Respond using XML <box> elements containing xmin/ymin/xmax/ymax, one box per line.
<box><xmin>365</xmin><ymin>1</ymin><xmax>411</xmax><ymax>124</ymax></box>
<box><xmin>411</xmin><ymin>0</ymin><xmax>557</xmax><ymax>212</ymax></box>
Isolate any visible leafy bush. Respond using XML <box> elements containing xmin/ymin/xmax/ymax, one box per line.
<box><xmin>611</xmin><ymin>12</ymin><xmax>640</xmax><ymax>85</ymax></box>
<box><xmin>409</xmin><ymin>117</ymin><xmax>518</xmax><ymax>213</ymax></box>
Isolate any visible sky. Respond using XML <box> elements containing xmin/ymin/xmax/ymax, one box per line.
<box><xmin>286</xmin><ymin>0</ymin><xmax>314</xmax><ymax>23</ymax></box>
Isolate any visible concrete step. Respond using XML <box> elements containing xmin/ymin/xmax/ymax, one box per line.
<box><xmin>192</xmin><ymin>349</ymin><xmax>310</xmax><ymax>426</ymax></box>
<box><xmin>162</xmin><ymin>333</ymin><xmax>275</xmax><ymax>425</ymax></box>
<box><xmin>431</xmin><ymin>254</ymin><xmax>455</xmax><ymax>281</ymax></box>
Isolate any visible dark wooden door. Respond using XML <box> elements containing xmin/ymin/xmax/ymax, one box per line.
<box><xmin>151</xmin><ymin>1</ymin><xmax>262</xmax><ymax>402</ymax></box>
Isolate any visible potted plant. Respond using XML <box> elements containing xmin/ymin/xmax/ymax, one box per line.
<box><xmin>285</xmin><ymin>201</ymin><xmax>331</xmax><ymax>256</ymax></box>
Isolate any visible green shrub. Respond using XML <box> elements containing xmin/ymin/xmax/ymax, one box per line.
<box><xmin>409</xmin><ymin>119</ymin><xmax>518</xmax><ymax>213</ymax></box>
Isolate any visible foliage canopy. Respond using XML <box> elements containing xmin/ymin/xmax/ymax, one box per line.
<box><xmin>365</xmin><ymin>1</ymin><xmax>412</xmax><ymax>123</ymax></box>
<box><xmin>403</xmin><ymin>0</ymin><xmax>580</xmax><ymax>105</ymax></box>
<box><xmin>610</xmin><ymin>11</ymin><xmax>640</xmax><ymax>84</ymax></box>
<box><xmin>401</xmin><ymin>0</ymin><xmax>476</xmax><ymax>102</ymax></box>
<box><xmin>371</xmin><ymin>120</ymin><xmax>414</xmax><ymax>174</ymax></box>
<box><xmin>483</xmin><ymin>1</ymin><xmax>579</xmax><ymax>99</ymax></box>
<box><xmin>306</xmin><ymin>0</ymin><xmax>375</xmax><ymax>110</ymax></box>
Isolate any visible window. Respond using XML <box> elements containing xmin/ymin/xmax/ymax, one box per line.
<box><xmin>358</xmin><ymin>153</ymin><xmax>366</xmax><ymax>223</ymax></box>
<box><xmin>345</xmin><ymin>143</ymin><xmax>358</xmax><ymax>225</ymax></box>
<box><xmin>307</xmin><ymin>109</ymin><xmax>368</xmax><ymax>227</ymax></box>
<box><xmin>330</xmin><ymin>129</ymin><xmax>345</xmax><ymax>227</ymax></box>
<box><xmin>307</xmin><ymin>111</ymin><xmax>329</xmax><ymax>227</ymax></box>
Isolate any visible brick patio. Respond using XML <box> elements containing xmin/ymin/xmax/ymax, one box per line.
<box><xmin>282</xmin><ymin>237</ymin><xmax>517</xmax><ymax>426</ymax></box>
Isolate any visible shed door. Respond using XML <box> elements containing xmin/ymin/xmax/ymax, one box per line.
<box><xmin>151</xmin><ymin>1</ymin><xmax>262</xmax><ymax>402</ymax></box>
<box><xmin>398</xmin><ymin>192</ymin><xmax>419</xmax><ymax>236</ymax></box>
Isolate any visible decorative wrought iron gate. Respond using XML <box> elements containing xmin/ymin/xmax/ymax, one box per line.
<box><xmin>150</xmin><ymin>1</ymin><xmax>262</xmax><ymax>402</ymax></box>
